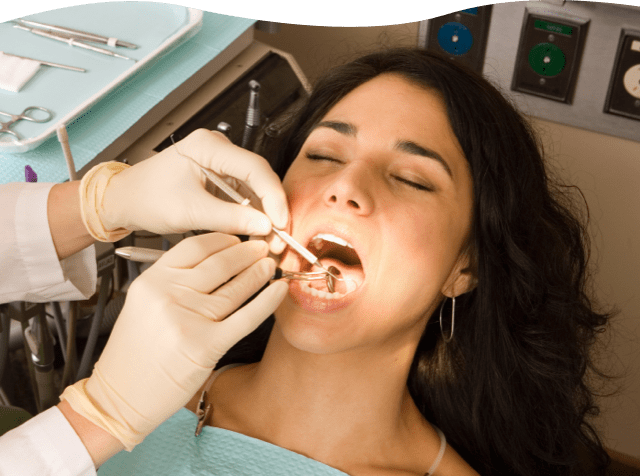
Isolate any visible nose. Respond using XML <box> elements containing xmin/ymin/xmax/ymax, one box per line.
<box><xmin>322</xmin><ymin>164</ymin><xmax>375</xmax><ymax>215</ymax></box>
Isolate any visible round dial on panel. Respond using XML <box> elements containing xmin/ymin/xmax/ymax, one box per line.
<box><xmin>528</xmin><ymin>42</ymin><xmax>566</xmax><ymax>77</ymax></box>
<box><xmin>437</xmin><ymin>22</ymin><xmax>473</xmax><ymax>56</ymax></box>
<box><xmin>622</xmin><ymin>64</ymin><xmax>640</xmax><ymax>99</ymax></box>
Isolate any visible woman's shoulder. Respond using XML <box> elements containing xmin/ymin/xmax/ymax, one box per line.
<box><xmin>397</xmin><ymin>400</ymin><xmax>479</xmax><ymax>476</ymax></box>
<box><xmin>432</xmin><ymin>445</ymin><xmax>479</xmax><ymax>476</ymax></box>
<box><xmin>348</xmin><ymin>442</ymin><xmax>478</xmax><ymax>476</ymax></box>
<box><xmin>413</xmin><ymin>424</ymin><xmax>479</xmax><ymax>476</ymax></box>
<box><xmin>360</xmin><ymin>406</ymin><xmax>478</xmax><ymax>476</ymax></box>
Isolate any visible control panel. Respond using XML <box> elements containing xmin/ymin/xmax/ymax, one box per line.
<box><xmin>421</xmin><ymin>6</ymin><xmax>493</xmax><ymax>73</ymax></box>
<box><xmin>420</xmin><ymin>2</ymin><xmax>640</xmax><ymax>142</ymax></box>
<box><xmin>605</xmin><ymin>30</ymin><xmax>640</xmax><ymax>121</ymax></box>
<box><xmin>511</xmin><ymin>10</ymin><xmax>589</xmax><ymax>103</ymax></box>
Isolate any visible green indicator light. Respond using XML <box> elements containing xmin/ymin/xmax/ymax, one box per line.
<box><xmin>528</xmin><ymin>43</ymin><xmax>566</xmax><ymax>77</ymax></box>
<box><xmin>534</xmin><ymin>19</ymin><xmax>573</xmax><ymax>36</ymax></box>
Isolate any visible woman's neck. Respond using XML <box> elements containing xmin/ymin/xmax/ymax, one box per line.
<box><xmin>214</xmin><ymin>322</ymin><xmax>430</xmax><ymax>469</ymax></box>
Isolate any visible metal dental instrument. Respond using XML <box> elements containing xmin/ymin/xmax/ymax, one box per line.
<box><xmin>169</xmin><ymin>135</ymin><xmax>341</xmax><ymax>284</ymax></box>
<box><xmin>115</xmin><ymin>247</ymin><xmax>165</xmax><ymax>263</ymax></box>
<box><xmin>216</xmin><ymin>122</ymin><xmax>232</xmax><ymax>140</ymax></box>
<box><xmin>1</xmin><ymin>51</ymin><xmax>86</xmax><ymax>72</ymax></box>
<box><xmin>15</xmin><ymin>19</ymin><xmax>139</xmax><ymax>49</ymax></box>
<box><xmin>14</xmin><ymin>24</ymin><xmax>136</xmax><ymax>61</ymax></box>
<box><xmin>241</xmin><ymin>80</ymin><xmax>260</xmax><ymax>151</ymax></box>
<box><xmin>274</xmin><ymin>266</ymin><xmax>341</xmax><ymax>293</ymax></box>
<box><xmin>0</xmin><ymin>106</ymin><xmax>53</xmax><ymax>142</ymax></box>
<box><xmin>115</xmin><ymin>247</ymin><xmax>340</xmax><ymax>293</ymax></box>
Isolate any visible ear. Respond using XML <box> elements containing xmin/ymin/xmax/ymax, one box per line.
<box><xmin>441</xmin><ymin>249</ymin><xmax>477</xmax><ymax>298</ymax></box>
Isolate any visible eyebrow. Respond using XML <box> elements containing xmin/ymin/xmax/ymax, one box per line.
<box><xmin>314</xmin><ymin>120</ymin><xmax>453</xmax><ymax>178</ymax></box>
<box><xmin>395</xmin><ymin>140</ymin><xmax>452</xmax><ymax>178</ymax></box>
<box><xmin>315</xmin><ymin>120</ymin><xmax>357</xmax><ymax>136</ymax></box>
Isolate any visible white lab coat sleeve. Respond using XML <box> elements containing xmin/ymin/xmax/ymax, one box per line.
<box><xmin>0</xmin><ymin>182</ymin><xmax>97</xmax><ymax>304</ymax></box>
<box><xmin>0</xmin><ymin>406</ymin><xmax>96</xmax><ymax>476</ymax></box>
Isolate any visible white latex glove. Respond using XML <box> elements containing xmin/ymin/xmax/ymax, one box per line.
<box><xmin>60</xmin><ymin>233</ymin><xmax>288</xmax><ymax>450</ymax></box>
<box><xmin>100</xmin><ymin>129</ymin><xmax>288</xmax><ymax>252</ymax></box>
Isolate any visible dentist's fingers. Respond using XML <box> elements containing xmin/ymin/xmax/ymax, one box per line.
<box><xmin>181</xmin><ymin>257</ymin><xmax>277</xmax><ymax>321</ymax></box>
<box><xmin>183</xmin><ymin>186</ymin><xmax>274</xmax><ymax>237</ymax></box>
<box><xmin>158</xmin><ymin>232</ymin><xmax>241</xmax><ymax>269</ymax></box>
<box><xmin>177</xmin><ymin>240</ymin><xmax>269</xmax><ymax>294</ymax></box>
<box><xmin>181</xmin><ymin>129</ymin><xmax>289</xmax><ymax>231</ymax></box>
<box><xmin>206</xmin><ymin>280</ymin><xmax>288</xmax><ymax>354</ymax></box>
<box><xmin>250</xmin><ymin>233</ymin><xmax>287</xmax><ymax>258</ymax></box>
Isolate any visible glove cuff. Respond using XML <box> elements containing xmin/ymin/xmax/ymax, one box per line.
<box><xmin>60</xmin><ymin>377</ymin><xmax>145</xmax><ymax>452</ymax></box>
<box><xmin>79</xmin><ymin>161</ymin><xmax>133</xmax><ymax>242</ymax></box>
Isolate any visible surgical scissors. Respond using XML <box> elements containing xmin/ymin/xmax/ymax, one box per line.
<box><xmin>0</xmin><ymin>106</ymin><xmax>53</xmax><ymax>142</ymax></box>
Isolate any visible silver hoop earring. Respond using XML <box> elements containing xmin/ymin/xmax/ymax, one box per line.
<box><xmin>439</xmin><ymin>296</ymin><xmax>455</xmax><ymax>343</ymax></box>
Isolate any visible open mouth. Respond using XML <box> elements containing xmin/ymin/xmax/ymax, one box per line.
<box><xmin>297</xmin><ymin>232</ymin><xmax>365</xmax><ymax>299</ymax></box>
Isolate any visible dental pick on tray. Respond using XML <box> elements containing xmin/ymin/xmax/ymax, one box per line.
<box><xmin>14</xmin><ymin>18</ymin><xmax>139</xmax><ymax>49</ymax></box>
<box><xmin>13</xmin><ymin>23</ymin><xmax>136</xmax><ymax>62</ymax></box>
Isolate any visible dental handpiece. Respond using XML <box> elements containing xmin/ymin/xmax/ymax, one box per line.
<box><xmin>241</xmin><ymin>80</ymin><xmax>260</xmax><ymax>151</ymax></box>
<box><xmin>169</xmin><ymin>136</ymin><xmax>340</xmax><ymax>283</ymax></box>
<box><xmin>114</xmin><ymin>247</ymin><xmax>340</xmax><ymax>292</ymax></box>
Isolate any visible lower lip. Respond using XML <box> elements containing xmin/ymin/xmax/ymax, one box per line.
<box><xmin>287</xmin><ymin>280</ymin><xmax>359</xmax><ymax>313</ymax></box>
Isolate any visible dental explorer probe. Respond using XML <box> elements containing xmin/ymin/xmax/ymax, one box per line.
<box><xmin>15</xmin><ymin>19</ymin><xmax>139</xmax><ymax>49</ymax></box>
<box><xmin>169</xmin><ymin>136</ymin><xmax>340</xmax><ymax>284</ymax></box>
<box><xmin>13</xmin><ymin>24</ymin><xmax>136</xmax><ymax>61</ymax></box>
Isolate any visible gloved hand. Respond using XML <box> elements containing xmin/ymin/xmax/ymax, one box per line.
<box><xmin>60</xmin><ymin>233</ymin><xmax>288</xmax><ymax>451</ymax></box>
<box><xmin>80</xmin><ymin>129</ymin><xmax>288</xmax><ymax>252</ymax></box>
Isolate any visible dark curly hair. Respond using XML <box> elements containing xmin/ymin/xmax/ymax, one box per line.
<box><xmin>219</xmin><ymin>47</ymin><xmax>614</xmax><ymax>476</ymax></box>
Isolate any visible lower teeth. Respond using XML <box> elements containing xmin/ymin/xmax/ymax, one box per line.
<box><xmin>299</xmin><ymin>279</ymin><xmax>357</xmax><ymax>299</ymax></box>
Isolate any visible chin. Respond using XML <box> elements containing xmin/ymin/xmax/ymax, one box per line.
<box><xmin>273</xmin><ymin>300</ymin><xmax>362</xmax><ymax>356</ymax></box>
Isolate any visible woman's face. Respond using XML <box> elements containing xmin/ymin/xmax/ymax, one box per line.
<box><xmin>275</xmin><ymin>73</ymin><xmax>475</xmax><ymax>356</ymax></box>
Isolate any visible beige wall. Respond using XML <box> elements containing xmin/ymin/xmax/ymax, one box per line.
<box><xmin>531</xmin><ymin>118</ymin><xmax>640</xmax><ymax>459</ymax></box>
<box><xmin>256</xmin><ymin>22</ymin><xmax>640</xmax><ymax>459</ymax></box>
<box><xmin>255</xmin><ymin>23</ymin><xmax>419</xmax><ymax>83</ymax></box>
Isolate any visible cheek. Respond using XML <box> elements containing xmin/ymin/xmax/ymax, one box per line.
<box><xmin>385</xmin><ymin>205</ymin><xmax>444</xmax><ymax>256</ymax></box>
<box><xmin>284</xmin><ymin>184</ymin><xmax>309</xmax><ymax>222</ymax></box>
<box><xmin>282</xmin><ymin>163</ymin><xmax>305</xmax><ymax>200</ymax></box>
<box><xmin>378</xmin><ymin>206</ymin><xmax>462</xmax><ymax>296</ymax></box>
<box><xmin>282</xmin><ymin>168</ymin><xmax>322</xmax><ymax>217</ymax></box>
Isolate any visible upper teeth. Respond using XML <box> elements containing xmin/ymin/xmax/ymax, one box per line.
<box><xmin>311</xmin><ymin>233</ymin><xmax>354</xmax><ymax>250</ymax></box>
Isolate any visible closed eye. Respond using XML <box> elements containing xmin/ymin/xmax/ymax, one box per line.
<box><xmin>305</xmin><ymin>152</ymin><xmax>434</xmax><ymax>191</ymax></box>
<box><xmin>393</xmin><ymin>175</ymin><xmax>434</xmax><ymax>192</ymax></box>
<box><xmin>306</xmin><ymin>153</ymin><xmax>341</xmax><ymax>163</ymax></box>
